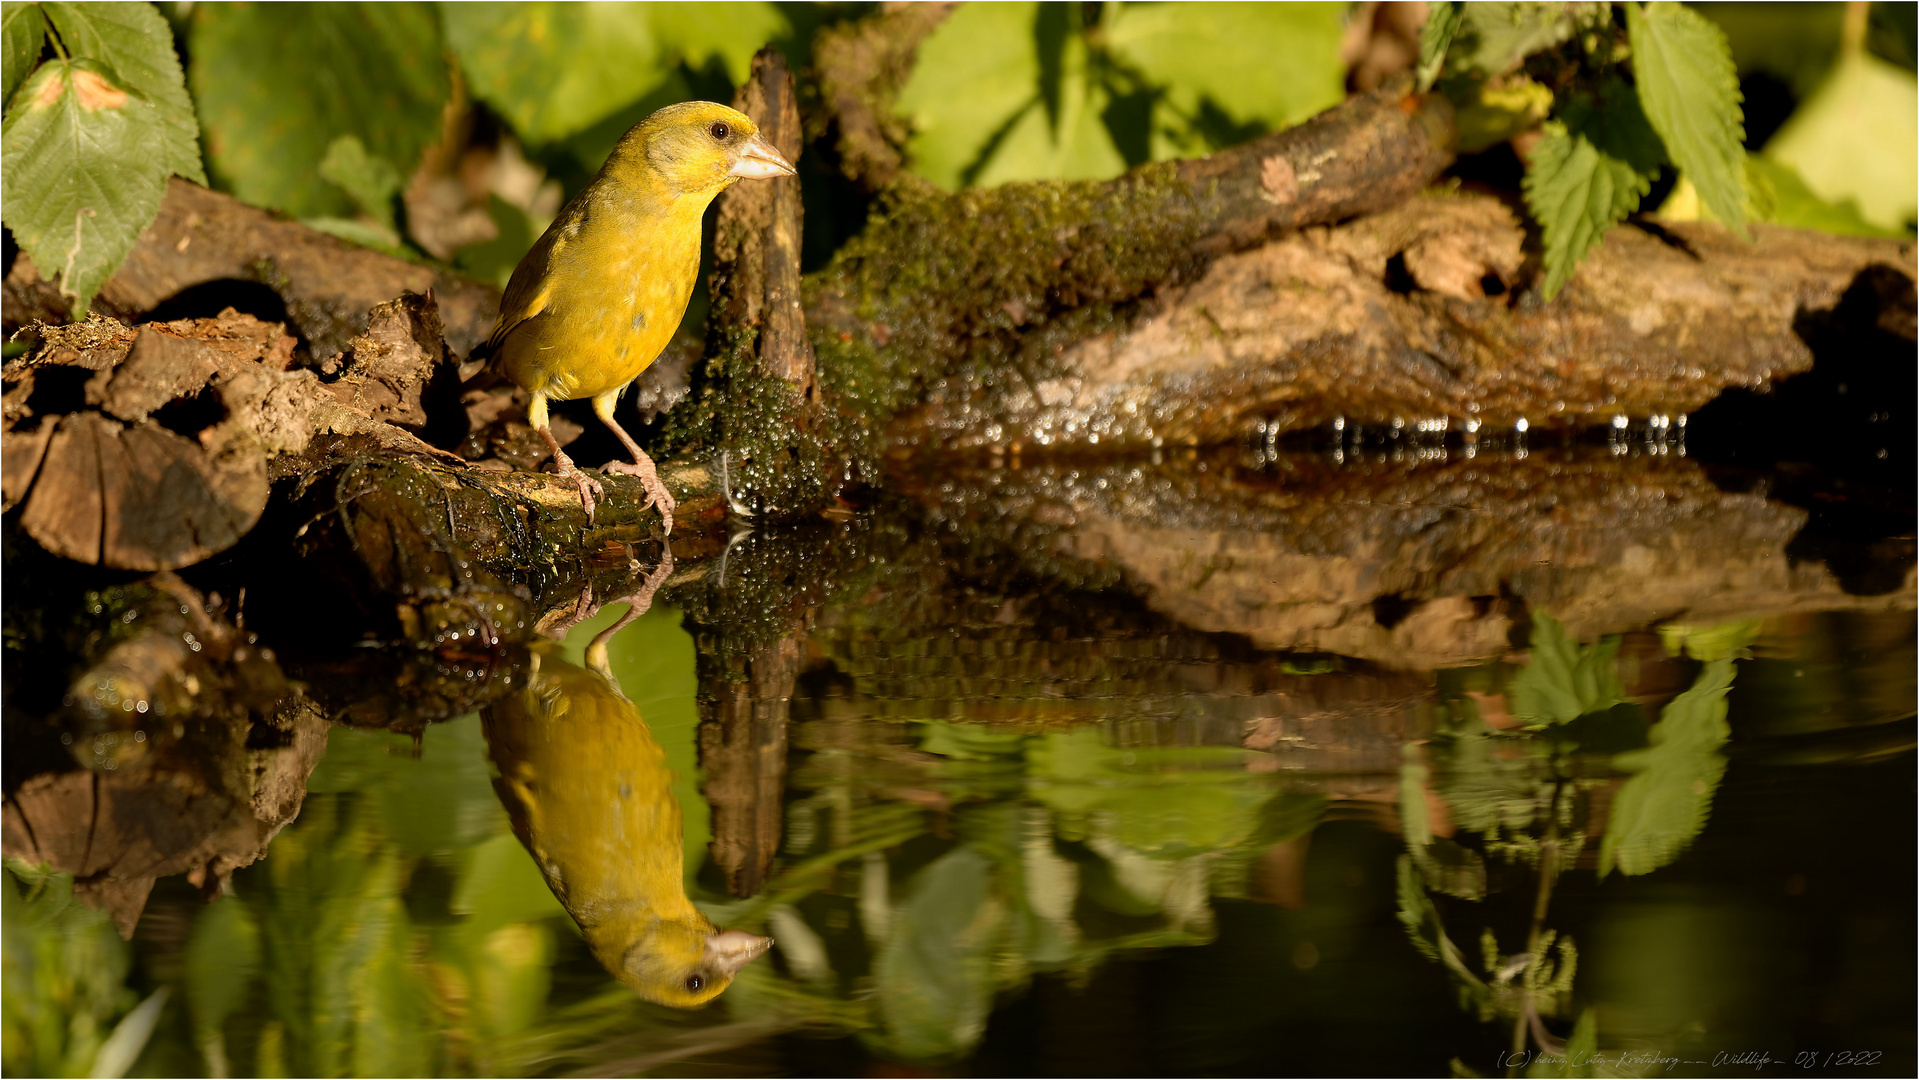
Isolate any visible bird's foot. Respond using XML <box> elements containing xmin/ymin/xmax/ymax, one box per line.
<box><xmin>601</xmin><ymin>456</ymin><xmax>676</xmax><ymax>534</ymax></box>
<box><xmin>552</xmin><ymin>458</ymin><xmax>606</xmax><ymax>524</ymax></box>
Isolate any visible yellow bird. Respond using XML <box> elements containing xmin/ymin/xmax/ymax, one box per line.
<box><xmin>482</xmin><ymin>636</ymin><xmax>771</xmax><ymax>1007</ymax></box>
<box><xmin>477</xmin><ymin>102</ymin><xmax>796</xmax><ymax>531</ymax></box>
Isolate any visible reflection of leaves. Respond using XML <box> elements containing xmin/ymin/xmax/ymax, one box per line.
<box><xmin>1599</xmin><ymin>659</ymin><xmax>1733</xmax><ymax>878</ymax></box>
<box><xmin>184</xmin><ymin>898</ymin><xmax>261</xmax><ymax>1077</ymax></box>
<box><xmin>1028</xmin><ymin>727</ymin><xmax>1269</xmax><ymax>858</ymax></box>
<box><xmin>1508</xmin><ymin>614</ymin><xmax>1625</xmax><ymax>726</ymax></box>
<box><xmin>1395</xmin><ymin>855</ymin><xmax>1489</xmax><ymax>1012</ymax></box>
<box><xmin>2</xmin><ymin>860</ymin><xmax>138</xmax><ymax>1078</ymax></box>
<box><xmin>1656</xmin><ymin>618</ymin><xmax>1760</xmax><ymax>662</ymax></box>
<box><xmin>871</xmin><ymin>848</ymin><xmax>1000</xmax><ymax>1061</ymax></box>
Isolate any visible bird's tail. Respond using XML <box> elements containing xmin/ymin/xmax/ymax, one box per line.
<box><xmin>458</xmin><ymin>338</ymin><xmax>506</xmax><ymax>392</ymax></box>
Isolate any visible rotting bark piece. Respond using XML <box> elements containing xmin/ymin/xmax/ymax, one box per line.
<box><xmin>700</xmin><ymin>631</ymin><xmax>800</xmax><ymax>898</ymax></box>
<box><xmin>328</xmin><ymin>291</ymin><xmax>449</xmax><ymax>429</ymax></box>
<box><xmin>87</xmin><ymin>328</ymin><xmax>220</xmax><ymax>423</ymax></box>
<box><xmin>9</xmin><ymin>312</ymin><xmax>138</xmax><ymax>370</ymax></box>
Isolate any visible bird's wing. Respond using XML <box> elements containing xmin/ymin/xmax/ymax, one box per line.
<box><xmin>479</xmin><ymin>194</ymin><xmax>594</xmax><ymax>361</ymax></box>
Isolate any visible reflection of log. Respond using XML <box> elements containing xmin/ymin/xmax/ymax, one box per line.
<box><xmin>699</xmin><ymin>633</ymin><xmax>802</xmax><ymax>898</ymax></box>
<box><xmin>0</xmin><ymin>578</ymin><xmax>326</xmax><ymax>935</ymax></box>
<box><xmin>899</xmin><ymin>451</ymin><xmax>1915</xmax><ymax>669</ymax></box>
<box><xmin>891</xmin><ymin>197</ymin><xmax>1918</xmax><ymax>450</ymax></box>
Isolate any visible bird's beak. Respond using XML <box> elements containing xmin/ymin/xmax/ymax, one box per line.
<box><xmin>704</xmin><ymin>929</ymin><xmax>774</xmax><ymax>975</ymax></box>
<box><xmin>728</xmin><ymin>135</ymin><xmax>796</xmax><ymax>179</ymax></box>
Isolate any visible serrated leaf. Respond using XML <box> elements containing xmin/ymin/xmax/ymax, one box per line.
<box><xmin>1523</xmin><ymin>123</ymin><xmax>1657</xmax><ymax>299</ymax></box>
<box><xmin>1418</xmin><ymin>3</ymin><xmax>1461</xmax><ymax>91</ymax></box>
<box><xmin>1598</xmin><ymin>658</ymin><xmax>1733</xmax><ymax>877</ymax></box>
<box><xmin>1103</xmin><ymin>1</ymin><xmax>1346</xmax><ymax>152</ymax></box>
<box><xmin>2</xmin><ymin>1</ymin><xmax>48</xmax><ymax>107</ymax></box>
<box><xmin>1764</xmin><ymin>49</ymin><xmax>1918</xmax><ymax>232</ymax></box>
<box><xmin>1450</xmin><ymin>2</ymin><xmax>1580</xmax><ymax>76</ymax></box>
<box><xmin>39</xmin><ymin>1</ymin><xmax>204</xmax><ymax>184</ymax></box>
<box><xmin>1507</xmin><ymin>613</ymin><xmax>1629</xmax><ymax>723</ymax></box>
<box><xmin>1627</xmin><ymin>1</ymin><xmax>1747</xmax><ymax>235</ymax></box>
<box><xmin>191</xmin><ymin>2</ymin><xmax>447</xmax><ymax>217</ymax></box>
<box><xmin>2</xmin><ymin>59</ymin><xmax>170</xmax><ymax>317</ymax></box>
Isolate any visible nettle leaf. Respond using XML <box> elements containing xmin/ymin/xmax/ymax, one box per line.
<box><xmin>1</xmin><ymin>59</ymin><xmax>169</xmax><ymax>317</ymax></box>
<box><xmin>1598</xmin><ymin>658</ymin><xmax>1733</xmax><ymax>877</ymax></box>
<box><xmin>1417</xmin><ymin>2</ymin><xmax>1461</xmax><ymax>92</ymax></box>
<box><xmin>1450</xmin><ymin>1</ymin><xmax>1580</xmax><ymax>77</ymax></box>
<box><xmin>1626</xmin><ymin>1</ymin><xmax>1746</xmax><ymax>235</ymax></box>
<box><xmin>896</xmin><ymin>1</ymin><xmax>1047</xmax><ymax>190</ymax></box>
<box><xmin>1103</xmin><ymin>1</ymin><xmax>1346</xmax><ymax>158</ymax></box>
<box><xmin>1506</xmin><ymin>613</ymin><xmax>1627</xmax><ymax>724</ymax></box>
<box><xmin>1522</xmin><ymin>82</ymin><xmax>1665</xmax><ymax>299</ymax></box>
<box><xmin>3</xmin><ymin>1</ymin><xmax>48</xmax><ymax>106</ymax></box>
<box><xmin>39</xmin><ymin>1</ymin><xmax>204</xmax><ymax>184</ymax></box>
<box><xmin>191</xmin><ymin>2</ymin><xmax>447</xmax><ymax>217</ymax></box>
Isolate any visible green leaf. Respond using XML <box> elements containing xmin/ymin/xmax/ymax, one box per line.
<box><xmin>1598</xmin><ymin>658</ymin><xmax>1734</xmax><ymax>877</ymax></box>
<box><xmin>1449</xmin><ymin>2</ymin><xmax>1580</xmax><ymax>77</ymax></box>
<box><xmin>191</xmin><ymin>2</ymin><xmax>447</xmax><ymax>216</ymax></box>
<box><xmin>646</xmin><ymin>2</ymin><xmax>789</xmax><ymax>87</ymax></box>
<box><xmin>896</xmin><ymin>1</ymin><xmax>1047</xmax><ymax>190</ymax></box>
<box><xmin>1763</xmin><ymin>49</ymin><xmax>1918</xmax><ymax>232</ymax></box>
<box><xmin>1627</xmin><ymin>1</ymin><xmax>1747</xmax><ymax>234</ymax></box>
<box><xmin>443</xmin><ymin>2</ymin><xmax>786</xmax><ymax>148</ymax></box>
<box><xmin>1103</xmin><ymin>1</ymin><xmax>1347</xmax><ymax>153</ymax></box>
<box><xmin>1418</xmin><ymin>2</ymin><xmax>1462</xmax><ymax>91</ymax></box>
<box><xmin>2</xmin><ymin>1</ymin><xmax>48</xmax><ymax>107</ymax></box>
<box><xmin>1</xmin><ymin>59</ymin><xmax>170</xmax><ymax>317</ymax></box>
<box><xmin>1656</xmin><ymin>617</ymin><xmax>1760</xmax><ymax>661</ymax></box>
<box><xmin>443</xmin><ymin>2</ymin><xmax>664</xmax><ymax>146</ymax></box>
<box><xmin>39</xmin><ymin>0</ymin><xmax>204</xmax><ymax>184</ymax></box>
<box><xmin>969</xmin><ymin>12</ymin><xmax>1125</xmax><ymax>189</ymax></box>
<box><xmin>1744</xmin><ymin>156</ymin><xmax>1909</xmax><ymax>238</ymax></box>
<box><xmin>318</xmin><ymin>134</ymin><xmax>402</xmax><ymax>231</ymax></box>
<box><xmin>1506</xmin><ymin>613</ymin><xmax>1628</xmax><ymax>724</ymax></box>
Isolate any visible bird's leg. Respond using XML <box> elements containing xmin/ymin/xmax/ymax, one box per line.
<box><xmin>583</xmin><ymin>542</ymin><xmax>675</xmax><ymax>682</ymax></box>
<box><xmin>592</xmin><ymin>390</ymin><xmax>676</xmax><ymax>534</ymax></box>
<box><xmin>531</xmin><ymin>392</ymin><xmax>603</xmax><ymax>523</ymax></box>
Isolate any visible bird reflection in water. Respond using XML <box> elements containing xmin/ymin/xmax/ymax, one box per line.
<box><xmin>482</xmin><ymin>558</ymin><xmax>771</xmax><ymax>1007</ymax></box>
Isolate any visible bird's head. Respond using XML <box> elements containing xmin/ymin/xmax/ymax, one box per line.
<box><xmin>610</xmin><ymin>101</ymin><xmax>795</xmax><ymax>198</ymax></box>
<box><xmin>602</xmin><ymin>917</ymin><xmax>774</xmax><ymax>1008</ymax></box>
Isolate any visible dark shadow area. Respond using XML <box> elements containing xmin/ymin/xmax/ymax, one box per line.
<box><xmin>140</xmin><ymin>279</ymin><xmax>295</xmax><ymax>335</ymax></box>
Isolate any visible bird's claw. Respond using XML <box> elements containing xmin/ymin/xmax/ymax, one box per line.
<box><xmin>553</xmin><ymin>460</ymin><xmax>605</xmax><ymax>524</ymax></box>
<box><xmin>601</xmin><ymin>459</ymin><xmax>676</xmax><ymax>535</ymax></box>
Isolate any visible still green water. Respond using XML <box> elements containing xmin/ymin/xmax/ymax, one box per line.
<box><xmin>7</xmin><ymin>593</ymin><xmax>1910</xmax><ymax>1078</ymax></box>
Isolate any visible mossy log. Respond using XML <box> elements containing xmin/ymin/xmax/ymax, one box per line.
<box><xmin>888</xmin><ymin>195</ymin><xmax>1919</xmax><ymax>451</ymax></box>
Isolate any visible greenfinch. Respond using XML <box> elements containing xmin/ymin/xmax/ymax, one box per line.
<box><xmin>477</xmin><ymin>101</ymin><xmax>795</xmax><ymax>530</ymax></box>
<box><xmin>483</xmin><ymin>638</ymin><xmax>771</xmax><ymax>1007</ymax></box>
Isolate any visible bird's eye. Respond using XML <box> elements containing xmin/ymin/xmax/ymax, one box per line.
<box><xmin>708</xmin><ymin>121</ymin><xmax>730</xmax><ymax>141</ymax></box>
<box><xmin>685</xmin><ymin>974</ymin><xmax>705</xmax><ymax>993</ymax></box>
